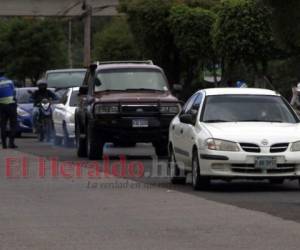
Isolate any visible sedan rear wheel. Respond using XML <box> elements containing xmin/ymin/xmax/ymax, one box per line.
<box><xmin>192</xmin><ymin>149</ymin><xmax>210</xmax><ymax>190</ymax></box>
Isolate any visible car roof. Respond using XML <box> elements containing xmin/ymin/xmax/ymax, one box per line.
<box><xmin>201</xmin><ymin>88</ymin><xmax>279</xmax><ymax>96</ymax></box>
<box><xmin>16</xmin><ymin>87</ymin><xmax>55</xmax><ymax>92</ymax></box>
<box><xmin>96</xmin><ymin>63</ymin><xmax>163</xmax><ymax>72</ymax></box>
<box><xmin>46</xmin><ymin>69</ymin><xmax>86</xmax><ymax>74</ymax></box>
<box><xmin>69</xmin><ymin>87</ymin><xmax>79</xmax><ymax>91</ymax></box>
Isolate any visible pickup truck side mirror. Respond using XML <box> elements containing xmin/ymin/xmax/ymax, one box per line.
<box><xmin>79</xmin><ymin>86</ymin><xmax>88</xmax><ymax>96</ymax></box>
<box><xmin>179</xmin><ymin>113</ymin><xmax>194</xmax><ymax>125</ymax></box>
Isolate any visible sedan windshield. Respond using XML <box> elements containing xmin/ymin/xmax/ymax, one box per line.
<box><xmin>202</xmin><ymin>95</ymin><xmax>298</xmax><ymax>123</ymax></box>
<box><xmin>47</xmin><ymin>71</ymin><xmax>86</xmax><ymax>88</ymax></box>
<box><xmin>95</xmin><ymin>68</ymin><xmax>169</xmax><ymax>92</ymax></box>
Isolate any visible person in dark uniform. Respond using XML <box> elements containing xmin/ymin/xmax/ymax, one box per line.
<box><xmin>31</xmin><ymin>79</ymin><xmax>57</xmax><ymax>132</ymax></box>
<box><xmin>0</xmin><ymin>78</ymin><xmax>17</xmax><ymax>149</ymax></box>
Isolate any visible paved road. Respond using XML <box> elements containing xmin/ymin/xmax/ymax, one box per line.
<box><xmin>1</xmin><ymin>135</ymin><xmax>300</xmax><ymax>249</ymax></box>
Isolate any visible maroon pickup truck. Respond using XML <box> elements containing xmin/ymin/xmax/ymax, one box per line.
<box><xmin>75</xmin><ymin>61</ymin><xmax>181</xmax><ymax>159</ymax></box>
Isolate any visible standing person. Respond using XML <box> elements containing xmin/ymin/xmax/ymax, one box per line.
<box><xmin>0</xmin><ymin>78</ymin><xmax>17</xmax><ymax>149</ymax></box>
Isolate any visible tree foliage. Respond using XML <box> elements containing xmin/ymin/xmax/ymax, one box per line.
<box><xmin>214</xmin><ymin>0</ymin><xmax>274</xmax><ymax>75</ymax></box>
<box><xmin>93</xmin><ymin>17</ymin><xmax>140</xmax><ymax>61</ymax></box>
<box><xmin>264</xmin><ymin>0</ymin><xmax>300</xmax><ymax>54</ymax></box>
<box><xmin>169</xmin><ymin>4</ymin><xmax>215</xmax><ymax>62</ymax></box>
<box><xmin>119</xmin><ymin>0</ymin><xmax>180</xmax><ymax>82</ymax></box>
<box><xmin>0</xmin><ymin>18</ymin><xmax>67</xmax><ymax>83</ymax></box>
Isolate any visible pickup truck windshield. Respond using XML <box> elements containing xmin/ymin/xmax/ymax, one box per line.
<box><xmin>95</xmin><ymin>68</ymin><xmax>169</xmax><ymax>92</ymax></box>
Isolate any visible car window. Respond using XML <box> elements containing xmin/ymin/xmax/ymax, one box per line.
<box><xmin>47</xmin><ymin>71</ymin><xmax>86</xmax><ymax>88</ymax></box>
<box><xmin>202</xmin><ymin>95</ymin><xmax>298</xmax><ymax>123</ymax></box>
<box><xmin>95</xmin><ymin>68</ymin><xmax>169</xmax><ymax>92</ymax></box>
<box><xmin>188</xmin><ymin>93</ymin><xmax>203</xmax><ymax>114</ymax></box>
<box><xmin>69</xmin><ymin>90</ymin><xmax>79</xmax><ymax>107</ymax></box>
<box><xmin>182</xmin><ymin>94</ymin><xmax>199</xmax><ymax>114</ymax></box>
<box><xmin>16</xmin><ymin>89</ymin><xmax>35</xmax><ymax>103</ymax></box>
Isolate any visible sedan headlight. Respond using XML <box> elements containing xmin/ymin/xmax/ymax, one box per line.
<box><xmin>94</xmin><ymin>103</ymin><xmax>119</xmax><ymax>115</ymax></box>
<box><xmin>160</xmin><ymin>103</ymin><xmax>181</xmax><ymax>114</ymax></box>
<box><xmin>17</xmin><ymin>107</ymin><xmax>30</xmax><ymax>117</ymax></box>
<box><xmin>206</xmin><ymin>138</ymin><xmax>240</xmax><ymax>152</ymax></box>
<box><xmin>291</xmin><ymin>141</ymin><xmax>300</xmax><ymax>152</ymax></box>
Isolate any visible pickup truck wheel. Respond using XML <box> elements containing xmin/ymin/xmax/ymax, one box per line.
<box><xmin>86</xmin><ymin>124</ymin><xmax>104</xmax><ymax>160</ymax></box>
<box><xmin>76</xmin><ymin>124</ymin><xmax>87</xmax><ymax>157</ymax></box>
<box><xmin>169</xmin><ymin>149</ymin><xmax>186</xmax><ymax>185</ymax></box>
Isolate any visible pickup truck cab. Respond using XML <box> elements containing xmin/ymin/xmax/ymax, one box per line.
<box><xmin>75</xmin><ymin>61</ymin><xmax>181</xmax><ymax>159</ymax></box>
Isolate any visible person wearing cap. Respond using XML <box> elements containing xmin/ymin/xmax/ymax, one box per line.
<box><xmin>31</xmin><ymin>79</ymin><xmax>57</xmax><ymax>132</ymax></box>
<box><xmin>0</xmin><ymin>78</ymin><xmax>17</xmax><ymax>149</ymax></box>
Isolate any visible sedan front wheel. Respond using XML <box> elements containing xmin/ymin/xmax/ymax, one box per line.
<box><xmin>192</xmin><ymin>149</ymin><xmax>210</xmax><ymax>190</ymax></box>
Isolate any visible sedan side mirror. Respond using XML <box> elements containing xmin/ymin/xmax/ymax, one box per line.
<box><xmin>179</xmin><ymin>114</ymin><xmax>194</xmax><ymax>125</ymax></box>
<box><xmin>79</xmin><ymin>86</ymin><xmax>88</xmax><ymax>96</ymax></box>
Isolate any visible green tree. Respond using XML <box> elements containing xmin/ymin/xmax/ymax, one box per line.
<box><xmin>93</xmin><ymin>17</ymin><xmax>140</xmax><ymax>61</ymax></box>
<box><xmin>119</xmin><ymin>0</ymin><xmax>180</xmax><ymax>83</ymax></box>
<box><xmin>213</xmin><ymin>0</ymin><xmax>274</xmax><ymax>83</ymax></box>
<box><xmin>169</xmin><ymin>4</ymin><xmax>216</xmax><ymax>85</ymax></box>
<box><xmin>0</xmin><ymin>18</ymin><xmax>67</xmax><ymax>83</ymax></box>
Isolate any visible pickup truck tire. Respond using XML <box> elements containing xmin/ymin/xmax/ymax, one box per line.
<box><xmin>76</xmin><ymin>124</ymin><xmax>87</xmax><ymax>157</ymax></box>
<box><xmin>86</xmin><ymin>124</ymin><xmax>104</xmax><ymax>160</ymax></box>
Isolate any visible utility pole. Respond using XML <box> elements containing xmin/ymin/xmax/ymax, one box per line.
<box><xmin>82</xmin><ymin>1</ymin><xmax>92</xmax><ymax>67</ymax></box>
<box><xmin>68</xmin><ymin>18</ymin><xmax>73</xmax><ymax>68</ymax></box>
<box><xmin>81</xmin><ymin>1</ymin><xmax>117</xmax><ymax>67</ymax></box>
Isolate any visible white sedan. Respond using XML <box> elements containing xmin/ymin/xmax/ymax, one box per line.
<box><xmin>169</xmin><ymin>88</ymin><xmax>300</xmax><ymax>190</ymax></box>
<box><xmin>53</xmin><ymin>87</ymin><xmax>79</xmax><ymax>146</ymax></box>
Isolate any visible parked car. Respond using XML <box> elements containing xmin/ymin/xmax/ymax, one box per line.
<box><xmin>15</xmin><ymin>87</ymin><xmax>56</xmax><ymax>137</ymax></box>
<box><xmin>45</xmin><ymin>69</ymin><xmax>86</xmax><ymax>90</ymax></box>
<box><xmin>168</xmin><ymin>88</ymin><xmax>300</xmax><ymax>190</ymax></box>
<box><xmin>75</xmin><ymin>61</ymin><xmax>181</xmax><ymax>159</ymax></box>
<box><xmin>53</xmin><ymin>87</ymin><xmax>79</xmax><ymax>146</ymax></box>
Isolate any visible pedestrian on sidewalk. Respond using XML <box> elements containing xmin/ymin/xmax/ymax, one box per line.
<box><xmin>0</xmin><ymin>73</ymin><xmax>17</xmax><ymax>149</ymax></box>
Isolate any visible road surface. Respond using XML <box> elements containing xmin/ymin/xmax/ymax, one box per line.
<box><xmin>1</xmin><ymin>135</ymin><xmax>300</xmax><ymax>249</ymax></box>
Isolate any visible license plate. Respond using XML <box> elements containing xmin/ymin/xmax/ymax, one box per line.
<box><xmin>255</xmin><ymin>157</ymin><xmax>277</xmax><ymax>170</ymax></box>
<box><xmin>132</xmin><ymin>119</ymin><xmax>148</xmax><ymax>128</ymax></box>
